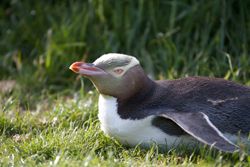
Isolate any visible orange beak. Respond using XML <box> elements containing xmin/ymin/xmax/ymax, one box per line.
<box><xmin>69</xmin><ymin>62</ymin><xmax>83</xmax><ymax>73</ymax></box>
<box><xmin>69</xmin><ymin>61</ymin><xmax>106</xmax><ymax>76</ymax></box>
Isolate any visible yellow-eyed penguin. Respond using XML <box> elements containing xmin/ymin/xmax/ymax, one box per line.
<box><xmin>69</xmin><ymin>53</ymin><xmax>250</xmax><ymax>152</ymax></box>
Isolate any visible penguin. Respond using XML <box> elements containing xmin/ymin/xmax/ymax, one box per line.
<box><xmin>69</xmin><ymin>53</ymin><xmax>250</xmax><ymax>152</ymax></box>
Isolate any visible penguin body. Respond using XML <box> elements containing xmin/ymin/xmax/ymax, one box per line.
<box><xmin>70</xmin><ymin>53</ymin><xmax>250</xmax><ymax>152</ymax></box>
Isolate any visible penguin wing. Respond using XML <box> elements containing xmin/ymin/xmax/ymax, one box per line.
<box><xmin>159</xmin><ymin>111</ymin><xmax>239</xmax><ymax>152</ymax></box>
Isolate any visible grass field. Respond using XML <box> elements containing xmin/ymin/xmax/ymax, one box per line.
<box><xmin>0</xmin><ymin>0</ymin><xmax>250</xmax><ymax>166</ymax></box>
<box><xmin>0</xmin><ymin>91</ymin><xmax>249</xmax><ymax>166</ymax></box>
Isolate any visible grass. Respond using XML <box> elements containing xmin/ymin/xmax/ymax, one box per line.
<box><xmin>0</xmin><ymin>0</ymin><xmax>250</xmax><ymax>166</ymax></box>
<box><xmin>0</xmin><ymin>91</ymin><xmax>249</xmax><ymax>166</ymax></box>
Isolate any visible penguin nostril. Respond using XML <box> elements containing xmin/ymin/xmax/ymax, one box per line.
<box><xmin>86</xmin><ymin>63</ymin><xmax>95</xmax><ymax>67</ymax></box>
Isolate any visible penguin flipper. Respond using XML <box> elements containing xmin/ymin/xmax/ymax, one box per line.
<box><xmin>159</xmin><ymin>111</ymin><xmax>239</xmax><ymax>152</ymax></box>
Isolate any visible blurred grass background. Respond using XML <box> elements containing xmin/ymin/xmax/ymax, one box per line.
<box><xmin>0</xmin><ymin>1</ymin><xmax>250</xmax><ymax>166</ymax></box>
<box><xmin>1</xmin><ymin>0</ymin><xmax>250</xmax><ymax>91</ymax></box>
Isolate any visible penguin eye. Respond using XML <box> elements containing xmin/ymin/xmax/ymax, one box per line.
<box><xmin>113</xmin><ymin>68</ymin><xmax>124</xmax><ymax>75</ymax></box>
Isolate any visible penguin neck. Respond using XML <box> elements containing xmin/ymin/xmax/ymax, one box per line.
<box><xmin>118</xmin><ymin>74</ymin><xmax>155</xmax><ymax>104</ymax></box>
<box><xmin>116</xmin><ymin>75</ymin><xmax>156</xmax><ymax>120</ymax></box>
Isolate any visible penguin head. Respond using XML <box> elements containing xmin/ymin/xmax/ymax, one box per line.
<box><xmin>70</xmin><ymin>53</ymin><xmax>148</xmax><ymax>99</ymax></box>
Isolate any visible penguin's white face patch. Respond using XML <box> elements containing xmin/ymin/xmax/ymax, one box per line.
<box><xmin>93</xmin><ymin>53</ymin><xmax>140</xmax><ymax>77</ymax></box>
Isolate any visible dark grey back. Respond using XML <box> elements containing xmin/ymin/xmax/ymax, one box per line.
<box><xmin>117</xmin><ymin>76</ymin><xmax>250</xmax><ymax>135</ymax></box>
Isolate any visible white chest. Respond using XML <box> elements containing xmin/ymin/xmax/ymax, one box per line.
<box><xmin>97</xmin><ymin>94</ymin><xmax>191</xmax><ymax>147</ymax></box>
